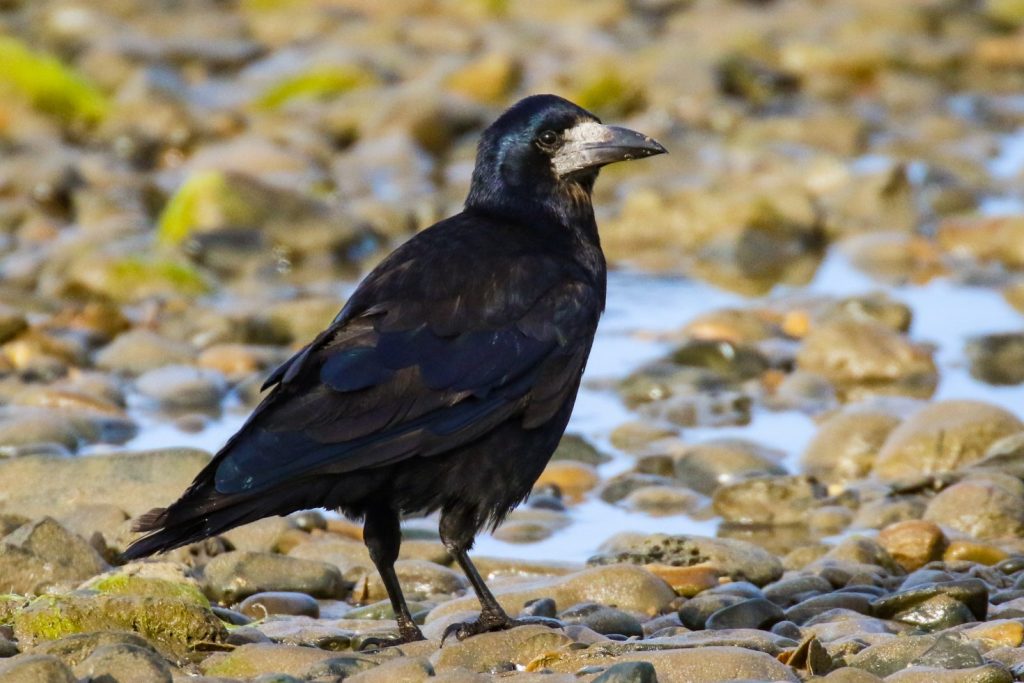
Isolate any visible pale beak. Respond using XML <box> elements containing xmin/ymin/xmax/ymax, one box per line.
<box><xmin>552</xmin><ymin>121</ymin><xmax>667</xmax><ymax>177</ymax></box>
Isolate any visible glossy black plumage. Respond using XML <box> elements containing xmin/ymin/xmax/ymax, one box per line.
<box><xmin>123</xmin><ymin>94</ymin><xmax>665</xmax><ymax>643</ymax></box>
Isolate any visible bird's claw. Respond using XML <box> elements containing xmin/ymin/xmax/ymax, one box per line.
<box><xmin>440</xmin><ymin>614</ymin><xmax>563</xmax><ymax>645</ymax></box>
<box><xmin>356</xmin><ymin>628</ymin><xmax>425</xmax><ymax>651</ymax></box>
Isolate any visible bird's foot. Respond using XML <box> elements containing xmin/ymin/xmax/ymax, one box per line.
<box><xmin>441</xmin><ymin>613</ymin><xmax>562</xmax><ymax>644</ymax></box>
<box><xmin>356</xmin><ymin>625</ymin><xmax>426</xmax><ymax>651</ymax></box>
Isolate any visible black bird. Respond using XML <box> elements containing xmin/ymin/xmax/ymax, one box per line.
<box><xmin>123</xmin><ymin>94</ymin><xmax>665</xmax><ymax>643</ymax></box>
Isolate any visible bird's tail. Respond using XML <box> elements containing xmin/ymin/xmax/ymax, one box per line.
<box><xmin>121</xmin><ymin>488</ymin><xmax>269</xmax><ymax>560</ymax></box>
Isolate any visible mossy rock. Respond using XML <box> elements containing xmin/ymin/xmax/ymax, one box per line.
<box><xmin>13</xmin><ymin>594</ymin><xmax>226</xmax><ymax>662</ymax></box>
<box><xmin>88</xmin><ymin>575</ymin><xmax>209</xmax><ymax>608</ymax></box>
<box><xmin>0</xmin><ymin>37</ymin><xmax>108</xmax><ymax>126</ymax></box>
<box><xmin>0</xmin><ymin>594</ymin><xmax>27</xmax><ymax>625</ymax></box>
<box><xmin>571</xmin><ymin>68</ymin><xmax>646</xmax><ymax>118</ymax></box>
<box><xmin>256</xmin><ymin>66</ymin><xmax>376</xmax><ymax>110</ymax></box>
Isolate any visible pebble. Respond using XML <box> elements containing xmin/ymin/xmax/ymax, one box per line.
<box><xmin>238</xmin><ymin>591</ymin><xmax>320</xmax><ymax>619</ymax></box>
<box><xmin>203</xmin><ymin>551</ymin><xmax>346</xmax><ymax>603</ymax></box>
<box><xmin>135</xmin><ymin>364</ymin><xmax>227</xmax><ymax>408</ymax></box>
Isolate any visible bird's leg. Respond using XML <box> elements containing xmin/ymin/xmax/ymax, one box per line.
<box><xmin>361</xmin><ymin>506</ymin><xmax>425</xmax><ymax>646</ymax></box>
<box><xmin>439</xmin><ymin>509</ymin><xmax>561</xmax><ymax>643</ymax></box>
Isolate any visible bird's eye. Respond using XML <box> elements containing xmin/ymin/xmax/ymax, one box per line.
<box><xmin>536</xmin><ymin>130</ymin><xmax>559</xmax><ymax>148</ymax></box>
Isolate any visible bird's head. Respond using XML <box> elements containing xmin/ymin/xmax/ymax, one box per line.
<box><xmin>466</xmin><ymin>94</ymin><xmax>666</xmax><ymax>227</ymax></box>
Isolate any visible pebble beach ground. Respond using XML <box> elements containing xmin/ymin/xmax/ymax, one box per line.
<box><xmin>5</xmin><ymin>1</ymin><xmax>1024</xmax><ymax>681</ymax></box>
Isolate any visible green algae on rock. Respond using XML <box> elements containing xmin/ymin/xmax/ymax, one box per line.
<box><xmin>13</xmin><ymin>594</ymin><xmax>226</xmax><ymax>662</ymax></box>
<box><xmin>0</xmin><ymin>37</ymin><xmax>108</xmax><ymax>126</ymax></box>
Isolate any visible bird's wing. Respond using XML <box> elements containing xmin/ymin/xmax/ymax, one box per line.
<box><xmin>211</xmin><ymin>247</ymin><xmax>598</xmax><ymax>495</ymax></box>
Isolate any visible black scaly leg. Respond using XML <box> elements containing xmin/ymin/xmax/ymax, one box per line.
<box><xmin>439</xmin><ymin>506</ymin><xmax>561</xmax><ymax>643</ymax></box>
<box><xmin>362</xmin><ymin>506</ymin><xmax>425</xmax><ymax>645</ymax></box>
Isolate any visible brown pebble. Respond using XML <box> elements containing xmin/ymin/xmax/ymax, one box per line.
<box><xmin>644</xmin><ymin>563</ymin><xmax>720</xmax><ymax>597</ymax></box>
<box><xmin>943</xmin><ymin>539</ymin><xmax>1009</xmax><ymax>565</ymax></box>
<box><xmin>877</xmin><ymin>520</ymin><xmax>947</xmax><ymax>572</ymax></box>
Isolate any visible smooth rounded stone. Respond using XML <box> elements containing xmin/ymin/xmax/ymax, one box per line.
<box><xmin>0</xmin><ymin>408</ymin><xmax>82</xmax><ymax>452</ymax></box>
<box><xmin>712</xmin><ymin>475</ymin><xmax>826</xmax><ymax>525</ymax></box>
<box><xmin>0</xmin><ymin>516</ymin><xmax>108</xmax><ymax>594</ymax></box>
<box><xmin>29</xmin><ymin>631</ymin><xmax>160</xmax><ymax>669</ymax></box>
<box><xmin>704</xmin><ymin>597</ymin><xmax>783</xmax><ymax>630</ymax></box>
<box><xmin>239</xmin><ymin>591</ymin><xmax>320</xmax><ymax>619</ymax></box>
<box><xmin>811</xmin><ymin>505</ymin><xmax>856</xmax><ymax>535</ymax></box>
<box><xmin>955</xmin><ymin>620</ymin><xmax>1024</xmax><ymax>649</ymax></box>
<box><xmin>848</xmin><ymin>634</ymin><xmax>949</xmax><ymax>677</ymax></box>
<box><xmin>355</xmin><ymin>559</ymin><xmax>468</xmax><ymax>602</ymax></box>
<box><xmin>135</xmin><ymin>364</ymin><xmax>227</xmax><ymax>408</ymax></box>
<box><xmin>534</xmin><ymin>460</ymin><xmax>599</xmax><ymax>501</ymax></box>
<box><xmin>589</xmin><ymin>533</ymin><xmax>783</xmax><ymax>586</ymax></box>
<box><xmin>345</xmin><ymin>655</ymin><xmax>433</xmax><ymax>683</ymax></box>
<box><xmin>679</xmin><ymin>593</ymin><xmax>746</xmax><ymax>630</ymax></box>
<box><xmin>682</xmin><ymin>308</ymin><xmax>775</xmax><ymax>344</ymax></box>
<box><xmin>0</xmin><ymin>655</ymin><xmax>76</xmax><ymax>683</ymax></box>
<box><xmin>222</xmin><ymin>517</ymin><xmax>294</xmax><ymax>554</ymax></box>
<box><xmin>802</xmin><ymin>610</ymin><xmax>899</xmax><ymax>644</ymax></box>
<box><xmin>431</xmin><ymin>624</ymin><xmax>573</xmax><ymax>672</ymax></box>
<box><xmin>878</xmin><ymin>520</ymin><xmax>948</xmax><ymax>572</ymax></box>
<box><xmin>670</xmin><ymin>338</ymin><xmax>770</xmax><ymax>380</ymax></box>
<box><xmin>599</xmin><ymin>472</ymin><xmax>678</xmax><ymax>503</ymax></box>
<box><xmin>526</xmin><ymin>645</ymin><xmax>799</xmax><ymax>682</ymax></box>
<box><xmin>872</xmin><ymin>578</ymin><xmax>988</xmax><ymax>622</ymax></box>
<box><xmin>784</xmin><ymin>592</ymin><xmax>875</xmax><ymax>625</ymax></box>
<box><xmin>201</xmin><ymin>643</ymin><xmax>376</xmax><ymax>680</ymax></box>
<box><xmin>54</xmin><ymin>502</ymin><xmax>130</xmax><ymax>542</ymax></box>
<box><xmin>643</xmin><ymin>564</ymin><xmax>720</xmax><ymax>597</ymax></box>
<box><xmin>491</xmin><ymin>520</ymin><xmax>554</xmax><ymax>543</ymax></box>
<box><xmin>764</xmin><ymin>575</ymin><xmax>834</xmax><ymax>607</ymax></box>
<box><xmin>944</xmin><ymin>540</ymin><xmax>1009</xmax><ymax>565</ymax></box>
<box><xmin>820</xmin><ymin>669</ymin><xmax>884</xmax><ymax>683</ymax></box>
<box><xmin>0</xmin><ymin>449</ymin><xmax>210</xmax><ymax>520</ymax></box>
<box><xmin>551</xmin><ymin>434</ymin><xmax>613</xmax><ymax>465</ymax></box>
<box><xmin>814</xmin><ymin>536</ymin><xmax>904</xmax><ymax>576</ymax></box>
<box><xmin>609</xmin><ymin>422</ymin><xmax>677</xmax><ymax>454</ymax></box>
<box><xmin>852</xmin><ymin>497</ymin><xmax>928</xmax><ymax>531</ymax></box>
<box><xmin>923</xmin><ymin>480</ymin><xmax>1024</xmax><ymax>540</ymax></box>
<box><xmin>707</xmin><ymin>580</ymin><xmax>763</xmax><ymax>599</ymax></box>
<box><xmin>872</xmin><ymin>401</ymin><xmax>1024</xmax><ymax>481</ymax></box>
<box><xmin>884</xmin><ymin>665</ymin><xmax>1012</xmax><ymax>683</ymax></box>
<box><xmin>637</xmin><ymin>628</ymin><xmax>797</xmax><ymax>656</ymax></box>
<box><xmin>801</xmin><ymin>409</ymin><xmax>902</xmax><ymax>485</ymax></box>
<box><xmin>559</xmin><ymin>602</ymin><xmax>643</xmax><ymax>637</ymax></box>
<box><xmin>974</xmin><ymin>433</ymin><xmax>1024</xmax><ymax>480</ymax></box>
<box><xmin>426</xmin><ymin>565</ymin><xmax>675</xmax><ymax>625</ymax></box>
<box><xmin>521</xmin><ymin>597</ymin><xmax>558</xmax><ymax>619</ymax></box>
<box><xmin>672</xmin><ymin>438</ymin><xmax>786</xmax><ymax>495</ymax></box>
<box><xmin>591</xmin><ymin>661</ymin><xmax>657</xmax><ymax>683</ymax></box>
<box><xmin>253</xmin><ymin>619</ymin><xmax>353</xmax><ymax>650</ymax></box>
<box><xmin>795</xmin><ymin>318</ymin><xmax>937</xmax><ymax>401</ymax></box>
<box><xmin>965</xmin><ymin>333</ymin><xmax>1024</xmax><ymax>385</ymax></box>
<box><xmin>891</xmin><ymin>594</ymin><xmax>977</xmax><ymax>631</ymax></box>
<box><xmin>621</xmin><ymin>484</ymin><xmax>702</xmax><ymax>516</ymax></box>
<box><xmin>74</xmin><ymin>643</ymin><xmax>172</xmax><ymax>683</ymax></box>
<box><xmin>203</xmin><ymin>551</ymin><xmax>345</xmax><ymax>603</ymax></box>
<box><xmin>94</xmin><ymin>329</ymin><xmax>195</xmax><ymax>374</ymax></box>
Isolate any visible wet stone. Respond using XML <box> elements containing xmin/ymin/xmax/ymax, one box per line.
<box><xmin>203</xmin><ymin>551</ymin><xmax>346</xmax><ymax>603</ymax></box>
<box><xmin>559</xmin><ymin>602</ymin><xmax>643</xmax><ymax>637</ymax></box>
<box><xmin>74</xmin><ymin>643</ymin><xmax>172</xmax><ymax>683</ymax></box>
<box><xmin>590</xmin><ymin>533</ymin><xmax>783</xmax><ymax>586</ymax></box>
<box><xmin>784</xmin><ymin>592</ymin><xmax>875</xmax><ymax>625</ymax></box>
<box><xmin>135</xmin><ymin>364</ymin><xmax>228</xmax><ymax>408</ymax></box>
<box><xmin>679</xmin><ymin>593</ymin><xmax>746</xmax><ymax>630</ymax></box>
<box><xmin>672</xmin><ymin>438</ymin><xmax>786</xmax><ymax>495</ymax></box>
<box><xmin>0</xmin><ymin>655</ymin><xmax>76</xmax><ymax>683</ymax></box>
<box><xmin>871</xmin><ymin>579</ymin><xmax>988</xmax><ymax>622</ymax></box>
<box><xmin>238</xmin><ymin>591</ymin><xmax>320</xmax><ymax>619</ymax></box>
<box><xmin>923</xmin><ymin>480</ymin><xmax>1024</xmax><ymax>540</ymax></box>
<box><xmin>763</xmin><ymin>575</ymin><xmax>834</xmax><ymax>607</ymax></box>
<box><xmin>712</xmin><ymin>475</ymin><xmax>826</xmax><ymax>525</ymax></box>
<box><xmin>705</xmin><ymin>597</ymin><xmax>783</xmax><ymax>630</ymax></box>
<box><xmin>966</xmin><ymin>332</ymin><xmax>1024</xmax><ymax>385</ymax></box>
<box><xmin>592</xmin><ymin>661</ymin><xmax>658</xmax><ymax>683</ymax></box>
<box><xmin>878</xmin><ymin>520</ymin><xmax>948</xmax><ymax>572</ymax></box>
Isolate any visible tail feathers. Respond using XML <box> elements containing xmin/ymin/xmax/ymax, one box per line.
<box><xmin>121</xmin><ymin>493</ymin><xmax>269</xmax><ymax>560</ymax></box>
